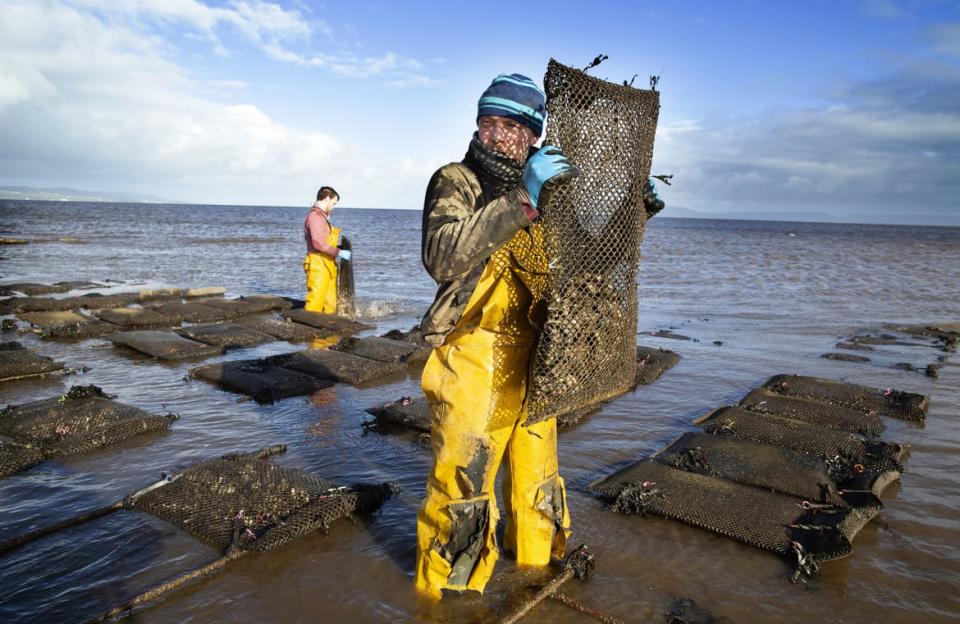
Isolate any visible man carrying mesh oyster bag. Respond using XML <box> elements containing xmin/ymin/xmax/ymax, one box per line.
<box><xmin>415</xmin><ymin>73</ymin><xmax>579</xmax><ymax>599</ymax></box>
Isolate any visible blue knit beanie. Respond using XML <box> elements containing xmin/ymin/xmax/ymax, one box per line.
<box><xmin>477</xmin><ymin>74</ymin><xmax>546</xmax><ymax>137</ymax></box>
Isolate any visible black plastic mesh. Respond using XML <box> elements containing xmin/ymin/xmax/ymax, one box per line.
<box><xmin>191</xmin><ymin>359</ymin><xmax>330</xmax><ymax>403</ymax></box>
<box><xmin>146</xmin><ymin>301</ymin><xmax>233</xmax><ymax>324</ymax></box>
<box><xmin>527</xmin><ymin>60</ymin><xmax>660</xmax><ymax>424</ymax></box>
<box><xmin>8</xmin><ymin>296</ymin><xmax>81</xmax><ymax>313</ymax></box>
<box><xmin>110</xmin><ymin>330</ymin><xmax>224</xmax><ymax>361</ymax></box>
<box><xmin>18</xmin><ymin>311</ymin><xmax>90</xmax><ymax>329</ymax></box>
<box><xmin>332</xmin><ymin>336</ymin><xmax>420</xmax><ymax>363</ymax></box>
<box><xmin>284</xmin><ymin>309</ymin><xmax>373</xmax><ymax>335</ymax></box>
<box><xmin>175</xmin><ymin>323</ymin><xmax>277</xmax><ymax>348</ymax></box>
<box><xmin>634</xmin><ymin>346</ymin><xmax>680</xmax><ymax>385</ymax></box>
<box><xmin>590</xmin><ymin>461</ymin><xmax>879</xmax><ymax>561</ymax></box>
<box><xmin>95</xmin><ymin>307</ymin><xmax>170</xmax><ymax>328</ymax></box>
<box><xmin>0</xmin><ymin>435</ymin><xmax>45</xmax><ymax>478</ymax></box>
<box><xmin>269</xmin><ymin>349</ymin><xmax>404</xmax><ymax>386</ymax></box>
<box><xmin>4</xmin><ymin>282</ymin><xmax>99</xmax><ymax>295</ymax></box>
<box><xmin>654</xmin><ymin>432</ymin><xmax>897</xmax><ymax>503</ymax></box>
<box><xmin>235</xmin><ymin>316</ymin><xmax>330</xmax><ymax>342</ymax></box>
<box><xmin>41</xmin><ymin>320</ymin><xmax>121</xmax><ymax>340</ymax></box>
<box><xmin>199</xmin><ymin>296</ymin><xmax>292</xmax><ymax>317</ymax></box>
<box><xmin>130</xmin><ymin>451</ymin><xmax>394</xmax><ymax>552</ymax></box>
<box><xmin>695</xmin><ymin>406</ymin><xmax>905</xmax><ymax>474</ymax></box>
<box><xmin>0</xmin><ymin>342</ymin><xmax>64</xmax><ymax>382</ymax></box>
<box><xmin>381</xmin><ymin>326</ymin><xmax>432</xmax><ymax>364</ymax></box>
<box><xmin>0</xmin><ymin>386</ymin><xmax>175</xmax><ymax>476</ymax></box>
<box><xmin>739</xmin><ymin>388</ymin><xmax>886</xmax><ymax>436</ymax></box>
<box><xmin>763</xmin><ymin>374</ymin><xmax>928</xmax><ymax>421</ymax></box>
<box><xmin>366</xmin><ymin>396</ymin><xmax>431</xmax><ymax>432</ymax></box>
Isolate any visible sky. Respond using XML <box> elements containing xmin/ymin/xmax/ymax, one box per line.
<box><xmin>0</xmin><ymin>0</ymin><xmax>958</xmax><ymax>225</ymax></box>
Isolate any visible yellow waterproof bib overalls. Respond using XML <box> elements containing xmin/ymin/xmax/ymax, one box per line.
<box><xmin>303</xmin><ymin>222</ymin><xmax>341</xmax><ymax>314</ymax></box>
<box><xmin>415</xmin><ymin>225</ymin><xmax>570</xmax><ymax>599</ymax></box>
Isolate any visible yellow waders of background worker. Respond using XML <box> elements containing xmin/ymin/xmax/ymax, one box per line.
<box><xmin>303</xmin><ymin>224</ymin><xmax>341</xmax><ymax>313</ymax></box>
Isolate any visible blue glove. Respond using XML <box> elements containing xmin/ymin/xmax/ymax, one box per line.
<box><xmin>522</xmin><ymin>146</ymin><xmax>579</xmax><ymax>208</ymax></box>
<box><xmin>338</xmin><ymin>249</ymin><xmax>352</xmax><ymax>261</ymax></box>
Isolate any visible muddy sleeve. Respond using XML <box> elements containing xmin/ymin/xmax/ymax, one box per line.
<box><xmin>422</xmin><ymin>166</ymin><xmax>531</xmax><ymax>282</ymax></box>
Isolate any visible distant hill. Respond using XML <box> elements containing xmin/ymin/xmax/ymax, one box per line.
<box><xmin>0</xmin><ymin>186</ymin><xmax>179</xmax><ymax>203</ymax></box>
<box><xmin>664</xmin><ymin>205</ymin><xmax>837</xmax><ymax>223</ymax></box>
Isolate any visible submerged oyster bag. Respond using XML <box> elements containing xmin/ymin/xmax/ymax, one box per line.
<box><xmin>331</xmin><ymin>336</ymin><xmax>421</xmax><ymax>363</ymax></box>
<box><xmin>175</xmin><ymin>323</ymin><xmax>277</xmax><ymax>348</ymax></box>
<box><xmin>0</xmin><ymin>341</ymin><xmax>65</xmax><ymax>382</ymax></box>
<box><xmin>0</xmin><ymin>445</ymin><xmax>396</xmax><ymax>620</ymax></box>
<box><xmin>739</xmin><ymin>388</ymin><xmax>886</xmax><ymax>437</ymax></box>
<box><xmin>762</xmin><ymin>374</ymin><xmax>928</xmax><ymax>422</ymax></box>
<box><xmin>653</xmin><ymin>432</ymin><xmax>898</xmax><ymax>503</ymax></box>
<box><xmin>527</xmin><ymin>59</ymin><xmax>660</xmax><ymax>424</ymax></box>
<box><xmin>109</xmin><ymin>330</ymin><xmax>223</xmax><ymax>361</ymax></box>
<box><xmin>695</xmin><ymin>406</ymin><xmax>906</xmax><ymax>474</ymax></box>
<box><xmin>191</xmin><ymin>359</ymin><xmax>330</xmax><ymax>403</ymax></box>
<box><xmin>590</xmin><ymin>461</ymin><xmax>880</xmax><ymax>565</ymax></box>
<box><xmin>365</xmin><ymin>396</ymin><xmax>431</xmax><ymax>433</ymax></box>
<box><xmin>0</xmin><ymin>385</ymin><xmax>175</xmax><ymax>477</ymax></box>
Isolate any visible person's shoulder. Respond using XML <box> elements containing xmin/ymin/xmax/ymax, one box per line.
<box><xmin>431</xmin><ymin>162</ymin><xmax>479</xmax><ymax>186</ymax></box>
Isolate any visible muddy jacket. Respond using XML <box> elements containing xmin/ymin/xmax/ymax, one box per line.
<box><xmin>420</xmin><ymin>162</ymin><xmax>533</xmax><ymax>346</ymax></box>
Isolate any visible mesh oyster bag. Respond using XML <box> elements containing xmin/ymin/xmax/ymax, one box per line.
<box><xmin>739</xmin><ymin>388</ymin><xmax>886</xmax><ymax>437</ymax></box>
<box><xmin>331</xmin><ymin>336</ymin><xmax>421</xmax><ymax>363</ymax></box>
<box><xmin>130</xmin><ymin>449</ymin><xmax>394</xmax><ymax>553</ymax></box>
<box><xmin>653</xmin><ymin>432</ymin><xmax>898</xmax><ymax>503</ymax></box>
<box><xmin>0</xmin><ymin>341</ymin><xmax>65</xmax><ymax>382</ymax></box>
<box><xmin>0</xmin><ymin>385</ymin><xmax>175</xmax><ymax>477</ymax></box>
<box><xmin>191</xmin><ymin>359</ymin><xmax>331</xmax><ymax>403</ymax></box>
<box><xmin>695</xmin><ymin>406</ymin><xmax>906</xmax><ymax>474</ymax></box>
<box><xmin>0</xmin><ymin>445</ymin><xmax>397</xmax><ymax>620</ymax></box>
<box><xmin>527</xmin><ymin>59</ymin><xmax>660</xmax><ymax>424</ymax></box>
<box><xmin>762</xmin><ymin>374</ymin><xmax>928</xmax><ymax>422</ymax></box>
<box><xmin>590</xmin><ymin>460</ymin><xmax>880</xmax><ymax>564</ymax></box>
<box><xmin>175</xmin><ymin>323</ymin><xmax>277</xmax><ymax>348</ymax></box>
<box><xmin>365</xmin><ymin>396</ymin><xmax>431</xmax><ymax>433</ymax></box>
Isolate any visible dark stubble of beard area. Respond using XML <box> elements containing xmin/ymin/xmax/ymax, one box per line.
<box><xmin>491</xmin><ymin>142</ymin><xmax>527</xmax><ymax>165</ymax></box>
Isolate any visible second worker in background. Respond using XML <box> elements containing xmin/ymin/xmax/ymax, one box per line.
<box><xmin>304</xmin><ymin>185</ymin><xmax>350</xmax><ymax>313</ymax></box>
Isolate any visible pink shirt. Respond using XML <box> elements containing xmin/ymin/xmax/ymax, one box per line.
<box><xmin>304</xmin><ymin>209</ymin><xmax>339</xmax><ymax>257</ymax></box>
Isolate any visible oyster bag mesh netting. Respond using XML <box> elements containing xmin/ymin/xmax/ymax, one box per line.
<box><xmin>590</xmin><ymin>461</ymin><xmax>879</xmax><ymax>561</ymax></box>
<box><xmin>0</xmin><ymin>386</ymin><xmax>174</xmax><ymax>477</ymax></box>
<box><xmin>131</xmin><ymin>452</ymin><xmax>393</xmax><ymax>553</ymax></box>
<box><xmin>527</xmin><ymin>59</ymin><xmax>660</xmax><ymax>424</ymax></box>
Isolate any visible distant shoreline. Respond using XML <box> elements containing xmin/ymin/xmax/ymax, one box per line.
<box><xmin>2</xmin><ymin>197</ymin><xmax>957</xmax><ymax>228</ymax></box>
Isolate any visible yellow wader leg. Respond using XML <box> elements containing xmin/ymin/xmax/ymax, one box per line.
<box><xmin>304</xmin><ymin>253</ymin><xmax>337</xmax><ymax>313</ymax></box>
<box><xmin>502</xmin><ymin>417</ymin><xmax>570</xmax><ymax>565</ymax></box>
<box><xmin>415</xmin><ymin>226</ymin><xmax>570</xmax><ymax>599</ymax></box>
<box><xmin>324</xmin><ymin>261</ymin><xmax>338</xmax><ymax>314</ymax></box>
<box><xmin>416</xmin><ymin>338</ymin><xmax>533</xmax><ymax>599</ymax></box>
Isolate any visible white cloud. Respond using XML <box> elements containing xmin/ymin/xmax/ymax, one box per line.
<box><xmin>65</xmin><ymin>0</ymin><xmax>435</xmax><ymax>86</ymax></box>
<box><xmin>0</xmin><ymin>0</ymin><xmax>432</xmax><ymax>206</ymax></box>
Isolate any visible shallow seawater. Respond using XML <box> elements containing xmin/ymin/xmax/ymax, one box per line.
<box><xmin>1</xmin><ymin>201</ymin><xmax>959</xmax><ymax>623</ymax></box>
